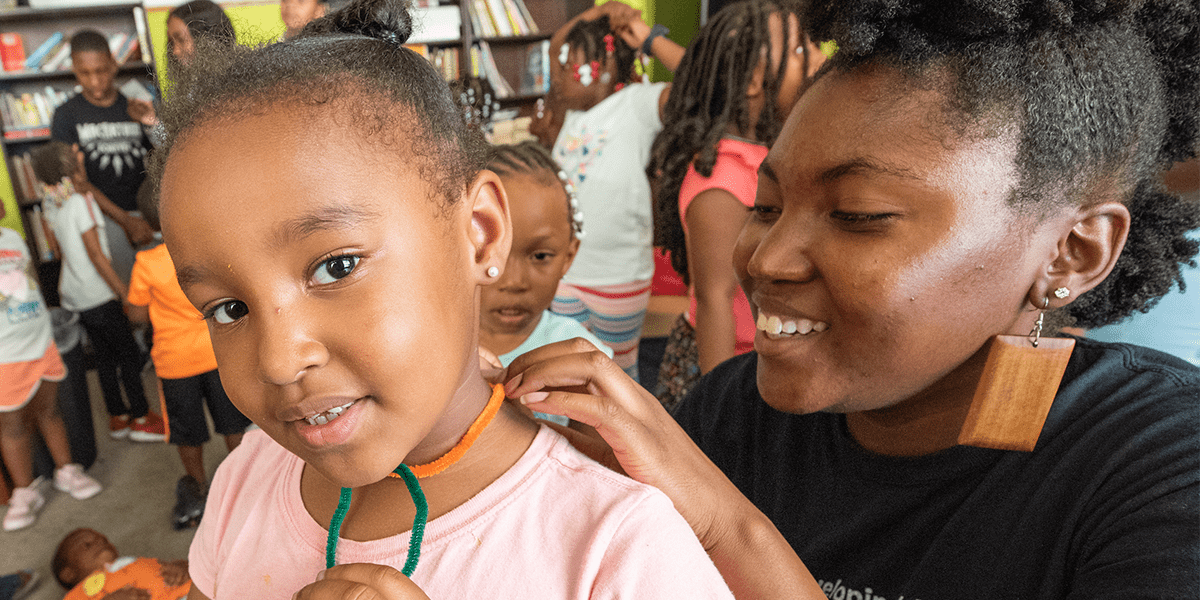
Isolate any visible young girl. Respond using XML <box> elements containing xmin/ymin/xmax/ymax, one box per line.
<box><xmin>31</xmin><ymin>142</ymin><xmax>164</xmax><ymax>443</ymax></box>
<box><xmin>150</xmin><ymin>1</ymin><xmax>732</xmax><ymax>598</ymax></box>
<box><xmin>166</xmin><ymin>0</ymin><xmax>235</xmax><ymax>66</ymax></box>
<box><xmin>647</xmin><ymin>0</ymin><xmax>825</xmax><ymax>409</ymax></box>
<box><xmin>1</xmin><ymin>212</ymin><xmax>101</xmax><ymax>532</ymax></box>
<box><xmin>480</xmin><ymin>142</ymin><xmax>611</xmax><ymax>426</ymax></box>
<box><xmin>546</xmin><ymin>3</ymin><xmax>684</xmax><ymax>382</ymax></box>
<box><xmin>479</xmin><ymin>142</ymin><xmax>610</xmax><ymax>367</ymax></box>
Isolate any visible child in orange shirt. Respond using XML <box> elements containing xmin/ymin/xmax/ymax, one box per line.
<box><xmin>126</xmin><ymin>183</ymin><xmax>249</xmax><ymax>530</ymax></box>
<box><xmin>52</xmin><ymin>528</ymin><xmax>189</xmax><ymax>600</ymax></box>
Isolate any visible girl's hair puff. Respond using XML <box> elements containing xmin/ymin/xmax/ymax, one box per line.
<box><xmin>649</xmin><ymin>0</ymin><xmax>801</xmax><ymax>284</ymax></box>
<box><xmin>487</xmin><ymin>141</ymin><xmax>583</xmax><ymax>238</ymax></box>
<box><xmin>564</xmin><ymin>16</ymin><xmax>637</xmax><ymax>87</ymax></box>
<box><xmin>802</xmin><ymin>0</ymin><xmax>1199</xmax><ymax>328</ymax></box>
<box><xmin>148</xmin><ymin>0</ymin><xmax>487</xmax><ymax>210</ymax></box>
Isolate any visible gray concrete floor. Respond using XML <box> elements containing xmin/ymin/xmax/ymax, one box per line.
<box><xmin>0</xmin><ymin>369</ymin><xmax>233</xmax><ymax>600</ymax></box>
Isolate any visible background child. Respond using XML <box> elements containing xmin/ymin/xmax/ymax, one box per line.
<box><xmin>150</xmin><ymin>0</ymin><xmax>732</xmax><ymax>597</ymax></box>
<box><xmin>280</xmin><ymin>0</ymin><xmax>327</xmax><ymax>39</ymax></box>
<box><xmin>647</xmin><ymin>0</ymin><xmax>826</xmax><ymax>409</ymax></box>
<box><xmin>480</xmin><ymin>142</ymin><xmax>612</xmax><ymax>426</ymax></box>
<box><xmin>31</xmin><ymin>141</ymin><xmax>164</xmax><ymax>443</ymax></box>
<box><xmin>166</xmin><ymin>0</ymin><xmax>236</xmax><ymax>67</ymax></box>
<box><xmin>546</xmin><ymin>3</ymin><xmax>683</xmax><ymax>382</ymax></box>
<box><xmin>1</xmin><ymin>215</ymin><xmax>101</xmax><ymax>532</ymax></box>
<box><xmin>126</xmin><ymin>182</ymin><xmax>250</xmax><ymax>530</ymax></box>
<box><xmin>50</xmin><ymin>29</ymin><xmax>155</xmax><ymax>283</ymax></box>
<box><xmin>52</xmin><ymin>528</ymin><xmax>189</xmax><ymax>600</ymax></box>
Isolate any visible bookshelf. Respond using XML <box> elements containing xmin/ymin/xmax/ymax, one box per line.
<box><xmin>0</xmin><ymin>1</ymin><xmax>157</xmax><ymax>272</ymax></box>
<box><xmin>409</xmin><ymin>0</ymin><xmax>591</xmax><ymax>116</ymax></box>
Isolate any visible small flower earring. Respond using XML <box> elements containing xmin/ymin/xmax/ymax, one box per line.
<box><xmin>487</xmin><ymin>266</ymin><xmax>499</xmax><ymax>278</ymax></box>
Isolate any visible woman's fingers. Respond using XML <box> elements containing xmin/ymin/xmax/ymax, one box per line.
<box><xmin>502</xmin><ymin>341</ymin><xmax>733</xmax><ymax>546</ymax></box>
<box><xmin>292</xmin><ymin>564</ymin><xmax>430</xmax><ymax>600</ymax></box>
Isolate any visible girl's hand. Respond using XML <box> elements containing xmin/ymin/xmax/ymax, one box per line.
<box><xmin>292</xmin><ymin>564</ymin><xmax>430</xmax><ymax>600</ymax></box>
<box><xmin>159</xmin><ymin>559</ymin><xmax>190</xmax><ymax>587</ymax></box>
<box><xmin>503</xmin><ymin>339</ymin><xmax>741</xmax><ymax>550</ymax></box>
<box><xmin>597</xmin><ymin>0</ymin><xmax>643</xmax><ymax>30</ymax></box>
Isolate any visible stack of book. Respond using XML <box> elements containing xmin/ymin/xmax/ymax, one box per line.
<box><xmin>519</xmin><ymin>40</ymin><xmax>550</xmax><ymax>95</ymax></box>
<box><xmin>0</xmin><ymin>30</ymin><xmax>140</xmax><ymax>73</ymax></box>
<box><xmin>9</xmin><ymin>151</ymin><xmax>42</xmax><ymax>201</ymax></box>
<box><xmin>468</xmin><ymin>0</ymin><xmax>538</xmax><ymax>38</ymax></box>
<box><xmin>406</xmin><ymin>44</ymin><xmax>462</xmax><ymax>81</ymax></box>
<box><xmin>0</xmin><ymin>86</ymin><xmax>69</xmax><ymax>138</ymax></box>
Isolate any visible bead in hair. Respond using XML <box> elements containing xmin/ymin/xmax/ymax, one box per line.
<box><xmin>559</xmin><ymin>170</ymin><xmax>586</xmax><ymax>239</ymax></box>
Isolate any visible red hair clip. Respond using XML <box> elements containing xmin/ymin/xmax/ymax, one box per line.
<box><xmin>604</xmin><ymin>34</ymin><xmax>615</xmax><ymax>55</ymax></box>
<box><xmin>614</xmin><ymin>83</ymin><xmax>625</xmax><ymax>92</ymax></box>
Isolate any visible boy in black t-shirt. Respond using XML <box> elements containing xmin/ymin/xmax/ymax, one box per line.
<box><xmin>50</xmin><ymin>30</ymin><xmax>154</xmax><ymax>283</ymax></box>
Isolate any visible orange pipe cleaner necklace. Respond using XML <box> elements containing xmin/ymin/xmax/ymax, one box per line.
<box><xmin>390</xmin><ymin>384</ymin><xmax>506</xmax><ymax>480</ymax></box>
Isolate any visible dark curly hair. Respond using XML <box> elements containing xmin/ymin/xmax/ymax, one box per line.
<box><xmin>648</xmin><ymin>0</ymin><xmax>804</xmax><ymax>284</ymax></box>
<box><xmin>564</xmin><ymin>15</ymin><xmax>637</xmax><ymax>87</ymax></box>
<box><xmin>803</xmin><ymin>0</ymin><xmax>1199</xmax><ymax>328</ymax></box>
<box><xmin>169</xmin><ymin>0</ymin><xmax>235</xmax><ymax>46</ymax></box>
<box><xmin>148</xmin><ymin>0</ymin><xmax>486</xmax><ymax>209</ymax></box>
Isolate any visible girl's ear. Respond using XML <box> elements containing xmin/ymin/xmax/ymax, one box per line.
<box><xmin>1026</xmin><ymin>200</ymin><xmax>1131</xmax><ymax>310</ymax></box>
<box><xmin>465</xmin><ymin>169</ymin><xmax>512</xmax><ymax>284</ymax></box>
<box><xmin>560</xmin><ymin>235</ymin><xmax>581</xmax><ymax>277</ymax></box>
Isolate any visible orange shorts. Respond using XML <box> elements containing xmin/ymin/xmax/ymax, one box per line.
<box><xmin>0</xmin><ymin>342</ymin><xmax>67</xmax><ymax>412</ymax></box>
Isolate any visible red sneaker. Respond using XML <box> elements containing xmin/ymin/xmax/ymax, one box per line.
<box><xmin>129</xmin><ymin>412</ymin><xmax>166</xmax><ymax>443</ymax></box>
<box><xmin>109</xmin><ymin>415</ymin><xmax>131</xmax><ymax>439</ymax></box>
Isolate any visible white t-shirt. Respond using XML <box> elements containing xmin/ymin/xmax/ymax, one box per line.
<box><xmin>553</xmin><ymin>82</ymin><xmax>667</xmax><ymax>286</ymax></box>
<box><xmin>42</xmin><ymin>192</ymin><xmax>116</xmax><ymax>312</ymax></box>
<box><xmin>0</xmin><ymin>227</ymin><xmax>52</xmax><ymax>363</ymax></box>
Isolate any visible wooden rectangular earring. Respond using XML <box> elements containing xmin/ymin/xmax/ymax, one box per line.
<box><xmin>957</xmin><ymin>297</ymin><xmax>1075</xmax><ymax>452</ymax></box>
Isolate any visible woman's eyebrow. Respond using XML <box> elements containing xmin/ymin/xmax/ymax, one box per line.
<box><xmin>818</xmin><ymin>158</ymin><xmax>923</xmax><ymax>184</ymax></box>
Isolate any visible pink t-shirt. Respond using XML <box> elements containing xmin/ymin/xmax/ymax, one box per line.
<box><xmin>679</xmin><ymin>138</ymin><xmax>769</xmax><ymax>355</ymax></box>
<box><xmin>190</xmin><ymin>427</ymin><xmax>733</xmax><ymax>600</ymax></box>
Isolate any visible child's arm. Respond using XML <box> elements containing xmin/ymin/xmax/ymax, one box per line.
<box><xmin>40</xmin><ymin>213</ymin><xmax>60</xmax><ymax>260</ymax></box>
<box><xmin>101</xmin><ymin>587</ymin><xmax>152</xmax><ymax>600</ymax></box>
<box><xmin>159</xmin><ymin>560</ymin><xmax>189</xmax><ymax>588</ymax></box>
<box><xmin>76</xmin><ymin>181</ymin><xmax>155</xmax><ymax>247</ymax></box>
<box><xmin>81</xmin><ymin>226</ymin><xmax>128</xmax><ymax>301</ymax></box>
<box><xmin>686</xmin><ymin>189</ymin><xmax>748</xmax><ymax>373</ymax></box>
<box><xmin>126</xmin><ymin>303</ymin><xmax>150</xmax><ymax>324</ymax></box>
<box><xmin>550</xmin><ymin>2</ymin><xmax>640</xmax><ymax>56</ymax></box>
<box><xmin>618</xmin><ymin>18</ymin><xmax>684</xmax><ymax>73</ymax></box>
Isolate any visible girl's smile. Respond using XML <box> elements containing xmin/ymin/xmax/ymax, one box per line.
<box><xmin>159</xmin><ymin>103</ymin><xmax>499</xmax><ymax>488</ymax></box>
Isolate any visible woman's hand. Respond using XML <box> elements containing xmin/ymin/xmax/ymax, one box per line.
<box><xmin>503</xmin><ymin>339</ymin><xmax>735</xmax><ymax>547</ymax></box>
<box><xmin>292</xmin><ymin>564</ymin><xmax>430</xmax><ymax>600</ymax></box>
<box><xmin>505</xmin><ymin>340</ymin><xmax>825</xmax><ymax>599</ymax></box>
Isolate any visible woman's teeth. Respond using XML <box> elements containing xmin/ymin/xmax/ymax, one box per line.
<box><xmin>757</xmin><ymin>313</ymin><xmax>829</xmax><ymax>339</ymax></box>
<box><xmin>304</xmin><ymin>400</ymin><xmax>355</xmax><ymax>426</ymax></box>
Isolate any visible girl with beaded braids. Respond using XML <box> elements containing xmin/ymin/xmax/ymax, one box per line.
<box><xmin>478</xmin><ymin>142</ymin><xmax>613</xmax><ymax>425</ymax></box>
<box><xmin>542</xmin><ymin>2</ymin><xmax>685</xmax><ymax>384</ymax></box>
<box><xmin>149</xmin><ymin>0</ymin><xmax>735</xmax><ymax>598</ymax></box>
<box><xmin>505</xmin><ymin>0</ymin><xmax>1200</xmax><ymax>598</ymax></box>
<box><xmin>647</xmin><ymin>0</ymin><xmax>825</xmax><ymax>409</ymax></box>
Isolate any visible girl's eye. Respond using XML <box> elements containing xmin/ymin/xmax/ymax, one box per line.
<box><xmin>532</xmin><ymin>251</ymin><xmax>555</xmax><ymax>262</ymax></box>
<box><xmin>312</xmin><ymin>255</ymin><xmax>359</xmax><ymax>285</ymax></box>
<box><xmin>207</xmin><ymin>300</ymin><xmax>248</xmax><ymax>325</ymax></box>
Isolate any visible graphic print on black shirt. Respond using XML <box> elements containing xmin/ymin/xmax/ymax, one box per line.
<box><xmin>50</xmin><ymin>93</ymin><xmax>149</xmax><ymax>212</ymax></box>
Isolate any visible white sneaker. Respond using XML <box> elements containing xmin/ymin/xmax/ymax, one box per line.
<box><xmin>2</xmin><ymin>486</ymin><xmax>45</xmax><ymax>531</ymax></box>
<box><xmin>54</xmin><ymin>464</ymin><xmax>102</xmax><ymax>500</ymax></box>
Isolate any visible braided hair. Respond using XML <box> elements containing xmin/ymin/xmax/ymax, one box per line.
<box><xmin>487</xmin><ymin>141</ymin><xmax>584</xmax><ymax>238</ymax></box>
<box><xmin>802</xmin><ymin>0</ymin><xmax>1199</xmax><ymax>328</ymax></box>
<box><xmin>563</xmin><ymin>15</ymin><xmax>637</xmax><ymax>87</ymax></box>
<box><xmin>148</xmin><ymin>0</ymin><xmax>487</xmax><ymax>209</ymax></box>
<box><xmin>648</xmin><ymin>0</ymin><xmax>802</xmax><ymax>284</ymax></box>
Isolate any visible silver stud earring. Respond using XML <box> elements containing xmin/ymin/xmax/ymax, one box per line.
<box><xmin>487</xmin><ymin>266</ymin><xmax>499</xmax><ymax>278</ymax></box>
<box><xmin>1054</xmin><ymin>287</ymin><xmax>1070</xmax><ymax>299</ymax></box>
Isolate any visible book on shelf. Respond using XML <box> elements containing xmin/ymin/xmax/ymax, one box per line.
<box><xmin>28</xmin><ymin>204</ymin><xmax>53</xmax><ymax>262</ymax></box>
<box><xmin>471</xmin><ymin>41</ymin><xmax>515</xmax><ymax>98</ymax></box>
<box><xmin>519</xmin><ymin>39</ymin><xmax>550</xmax><ymax>95</ymax></box>
<box><xmin>41</xmin><ymin>39</ymin><xmax>72</xmax><ymax>71</ymax></box>
<box><xmin>471</xmin><ymin>0</ymin><xmax>538</xmax><ymax>37</ymax></box>
<box><xmin>1</xmin><ymin>86</ymin><xmax>70</xmax><ymax>137</ymax></box>
<box><xmin>1</xmin><ymin>33</ymin><xmax>26</xmax><ymax>72</ymax></box>
<box><xmin>23</xmin><ymin>32</ymin><xmax>63</xmax><ymax>71</ymax></box>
